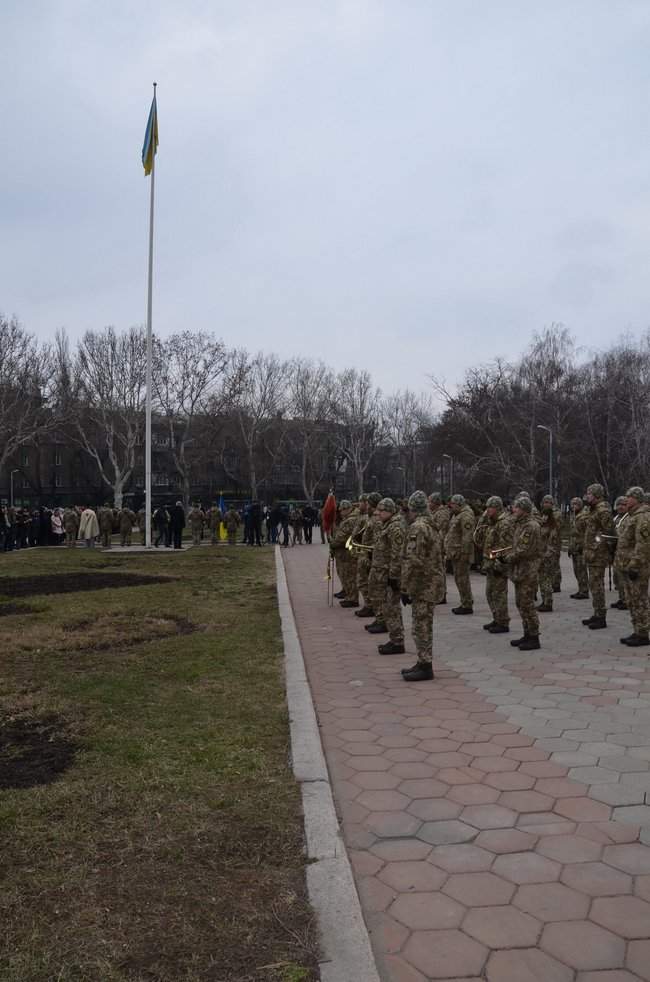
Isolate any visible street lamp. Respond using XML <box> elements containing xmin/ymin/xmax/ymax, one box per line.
<box><xmin>396</xmin><ymin>466</ymin><xmax>406</xmax><ymax>497</ymax></box>
<box><xmin>537</xmin><ymin>425</ymin><xmax>553</xmax><ymax>497</ymax></box>
<box><xmin>370</xmin><ymin>475</ymin><xmax>378</xmax><ymax>491</ymax></box>
<box><xmin>442</xmin><ymin>454</ymin><xmax>454</xmax><ymax>497</ymax></box>
<box><xmin>10</xmin><ymin>469</ymin><xmax>19</xmax><ymax>508</ymax></box>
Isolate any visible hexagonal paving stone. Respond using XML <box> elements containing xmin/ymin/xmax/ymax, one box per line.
<box><xmin>403</xmin><ymin>929</ymin><xmax>488</xmax><ymax>979</ymax></box>
<box><xmin>459</xmin><ymin>803</ymin><xmax>518</xmax><ymax>830</ymax></box>
<box><xmin>417</xmin><ymin>820</ymin><xmax>478</xmax><ymax>845</ymax></box>
<box><xmin>442</xmin><ymin>871</ymin><xmax>515</xmax><ymax>906</ymax></box>
<box><xmin>447</xmin><ymin>783</ymin><xmax>500</xmax><ymax>805</ymax></box>
<box><xmin>398</xmin><ymin>778</ymin><xmax>450</xmax><ymax>799</ymax></box>
<box><xmin>356</xmin><ymin>789</ymin><xmax>411</xmax><ymax>811</ymax></box>
<box><xmin>408</xmin><ymin>798</ymin><xmax>462</xmax><ymax>821</ymax></box>
<box><xmin>560</xmin><ymin>861</ymin><xmax>633</xmax><ymax>897</ymax></box>
<box><xmin>486</xmin><ymin>948</ymin><xmax>573</xmax><ymax>982</ymax></box>
<box><xmin>484</xmin><ymin>771</ymin><xmax>536</xmax><ymax>791</ymax></box>
<box><xmin>499</xmin><ymin>789</ymin><xmax>556</xmax><ymax>813</ymax></box>
<box><xmin>356</xmin><ymin>875</ymin><xmax>396</xmax><ymax>912</ymax></box>
<box><xmin>590</xmin><ymin>895</ymin><xmax>650</xmax><ymax>938</ymax></box>
<box><xmin>492</xmin><ymin>851</ymin><xmax>561</xmax><ymax>885</ymax></box>
<box><xmin>541</xmin><ymin>921</ymin><xmax>626</xmax><ymax>971</ymax></box>
<box><xmin>576</xmin><ymin>972</ymin><xmax>646</xmax><ymax>982</ymax></box>
<box><xmin>553</xmin><ymin>797</ymin><xmax>612</xmax><ymax>822</ymax></box>
<box><xmin>391</xmin><ymin>762</ymin><xmax>436</xmax><ymax>779</ymax></box>
<box><xmin>378</xmin><ymin>954</ymin><xmax>429</xmax><ymax>981</ymax></box>
<box><xmin>352</xmin><ymin>771</ymin><xmax>403</xmax><ymax>790</ymax></box>
<box><xmin>514</xmin><ymin>882</ymin><xmax>590</xmax><ymax>921</ymax></box>
<box><xmin>371</xmin><ymin>839</ymin><xmax>432</xmax><ymax>862</ymax></box>
<box><xmin>612</xmin><ymin>804</ymin><xmax>650</xmax><ymax>825</ymax></box>
<box><xmin>603</xmin><ymin>843</ymin><xmax>650</xmax><ymax>874</ymax></box>
<box><xmin>635</xmin><ymin>874</ymin><xmax>650</xmax><ymax>901</ymax></box>
<box><xmin>588</xmin><ymin>783</ymin><xmax>646</xmax><ymax>807</ymax></box>
<box><xmin>348</xmin><ymin>755</ymin><xmax>393</xmax><ymax>771</ymax></box>
<box><xmin>428</xmin><ymin>844</ymin><xmax>495</xmax><ymax>873</ymax></box>
<box><xmin>364</xmin><ymin>910</ymin><xmax>410</xmax><ymax>955</ymax></box>
<box><xmin>463</xmin><ymin>905</ymin><xmax>541</xmax><ymax>948</ymax></box>
<box><xmin>537</xmin><ymin>834</ymin><xmax>603</xmax><ymax>863</ymax></box>
<box><xmin>475</xmin><ymin>828</ymin><xmax>538</xmax><ymax>854</ymax></box>
<box><xmin>389</xmin><ymin>891</ymin><xmax>466</xmax><ymax>930</ymax></box>
<box><xmin>379</xmin><ymin>860</ymin><xmax>447</xmax><ymax>892</ymax></box>
<box><xmin>367</xmin><ymin>811</ymin><xmax>422</xmax><ymax>838</ymax></box>
<box><xmin>626</xmin><ymin>939</ymin><xmax>650</xmax><ymax>980</ymax></box>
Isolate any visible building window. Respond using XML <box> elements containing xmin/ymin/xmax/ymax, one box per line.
<box><xmin>21</xmin><ymin>452</ymin><xmax>28</xmax><ymax>466</ymax></box>
<box><xmin>55</xmin><ymin>451</ymin><xmax>62</xmax><ymax>466</ymax></box>
<box><xmin>22</xmin><ymin>477</ymin><xmax>30</xmax><ymax>489</ymax></box>
<box><xmin>153</xmin><ymin>473</ymin><xmax>170</xmax><ymax>487</ymax></box>
<box><xmin>55</xmin><ymin>474</ymin><xmax>63</xmax><ymax>487</ymax></box>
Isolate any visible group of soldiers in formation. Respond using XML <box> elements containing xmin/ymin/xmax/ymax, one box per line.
<box><xmin>328</xmin><ymin>483</ymin><xmax>650</xmax><ymax>683</ymax></box>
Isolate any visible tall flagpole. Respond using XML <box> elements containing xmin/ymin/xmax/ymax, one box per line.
<box><xmin>145</xmin><ymin>82</ymin><xmax>156</xmax><ymax>548</ymax></box>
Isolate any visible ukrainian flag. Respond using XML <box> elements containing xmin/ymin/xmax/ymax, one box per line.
<box><xmin>218</xmin><ymin>493</ymin><xmax>228</xmax><ymax>540</ymax></box>
<box><xmin>142</xmin><ymin>89</ymin><xmax>158</xmax><ymax>176</ymax></box>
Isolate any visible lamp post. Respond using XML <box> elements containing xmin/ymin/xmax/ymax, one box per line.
<box><xmin>396</xmin><ymin>466</ymin><xmax>406</xmax><ymax>497</ymax></box>
<box><xmin>370</xmin><ymin>475</ymin><xmax>378</xmax><ymax>491</ymax></box>
<box><xmin>442</xmin><ymin>454</ymin><xmax>454</xmax><ymax>497</ymax></box>
<box><xmin>537</xmin><ymin>425</ymin><xmax>553</xmax><ymax>497</ymax></box>
<box><xmin>10</xmin><ymin>469</ymin><xmax>19</xmax><ymax>508</ymax></box>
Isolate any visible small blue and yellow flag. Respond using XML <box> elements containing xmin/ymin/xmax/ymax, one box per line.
<box><xmin>142</xmin><ymin>88</ymin><xmax>158</xmax><ymax>176</ymax></box>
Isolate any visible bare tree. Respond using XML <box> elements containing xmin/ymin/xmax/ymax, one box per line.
<box><xmin>74</xmin><ymin>326</ymin><xmax>147</xmax><ymax>508</ymax></box>
<box><xmin>382</xmin><ymin>389</ymin><xmax>436</xmax><ymax>491</ymax></box>
<box><xmin>287</xmin><ymin>358</ymin><xmax>336</xmax><ymax>504</ymax></box>
<box><xmin>231</xmin><ymin>351</ymin><xmax>289</xmax><ymax>500</ymax></box>
<box><xmin>331</xmin><ymin>369</ymin><xmax>383</xmax><ymax>496</ymax></box>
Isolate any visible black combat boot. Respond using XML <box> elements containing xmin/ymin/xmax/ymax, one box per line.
<box><xmin>536</xmin><ymin>603</ymin><xmax>553</xmax><ymax>612</ymax></box>
<box><xmin>510</xmin><ymin>634</ymin><xmax>527</xmax><ymax>647</ymax></box>
<box><xmin>483</xmin><ymin>621</ymin><xmax>496</xmax><ymax>631</ymax></box>
<box><xmin>626</xmin><ymin>633</ymin><xmax>650</xmax><ymax>647</ymax></box>
<box><xmin>519</xmin><ymin>635</ymin><xmax>541</xmax><ymax>650</ymax></box>
<box><xmin>582</xmin><ymin>615</ymin><xmax>596</xmax><ymax>626</ymax></box>
<box><xmin>489</xmin><ymin>624</ymin><xmax>510</xmax><ymax>634</ymax></box>
<box><xmin>366</xmin><ymin>622</ymin><xmax>388</xmax><ymax>634</ymax></box>
<box><xmin>452</xmin><ymin>606</ymin><xmax>473</xmax><ymax>615</ymax></box>
<box><xmin>401</xmin><ymin>662</ymin><xmax>421</xmax><ymax>676</ymax></box>
<box><xmin>355</xmin><ymin>606</ymin><xmax>374</xmax><ymax>618</ymax></box>
<box><xmin>571</xmin><ymin>592</ymin><xmax>589</xmax><ymax>599</ymax></box>
<box><xmin>588</xmin><ymin>617</ymin><xmax>607</xmax><ymax>630</ymax></box>
<box><xmin>620</xmin><ymin>634</ymin><xmax>638</xmax><ymax>645</ymax></box>
<box><xmin>340</xmin><ymin>599</ymin><xmax>359</xmax><ymax>608</ymax></box>
<box><xmin>403</xmin><ymin>663</ymin><xmax>434</xmax><ymax>682</ymax></box>
<box><xmin>610</xmin><ymin>599</ymin><xmax>624</xmax><ymax>609</ymax></box>
<box><xmin>378</xmin><ymin>641</ymin><xmax>405</xmax><ymax>655</ymax></box>
<box><xmin>436</xmin><ymin>597</ymin><xmax>447</xmax><ymax>605</ymax></box>
<box><xmin>334</xmin><ymin>590</ymin><xmax>345</xmax><ymax>599</ymax></box>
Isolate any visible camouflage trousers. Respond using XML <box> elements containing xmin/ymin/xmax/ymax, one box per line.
<box><xmin>538</xmin><ymin>557</ymin><xmax>555</xmax><ymax>606</ymax></box>
<box><xmin>486</xmin><ymin>572</ymin><xmax>509</xmax><ymax>626</ymax></box>
<box><xmin>383</xmin><ymin>585</ymin><xmax>404</xmax><ymax>643</ymax></box>
<box><xmin>572</xmin><ymin>553</ymin><xmax>589</xmax><ymax>595</ymax></box>
<box><xmin>411</xmin><ymin>598</ymin><xmax>434</xmax><ymax>664</ymax></box>
<box><xmin>452</xmin><ymin>558</ymin><xmax>473</xmax><ymax>609</ymax></box>
<box><xmin>552</xmin><ymin>558</ymin><xmax>562</xmax><ymax>591</ymax></box>
<box><xmin>191</xmin><ymin>527</ymin><xmax>202</xmax><ymax>546</ymax></box>
<box><xmin>625</xmin><ymin>572</ymin><xmax>649</xmax><ymax>636</ymax></box>
<box><xmin>120</xmin><ymin>531</ymin><xmax>132</xmax><ymax>547</ymax></box>
<box><xmin>368</xmin><ymin>568</ymin><xmax>386</xmax><ymax>622</ymax></box>
<box><xmin>210</xmin><ymin>528</ymin><xmax>220</xmax><ymax>544</ymax></box>
<box><xmin>337</xmin><ymin>553</ymin><xmax>358</xmax><ymax>602</ymax></box>
<box><xmin>587</xmin><ymin>563</ymin><xmax>607</xmax><ymax>619</ymax></box>
<box><xmin>65</xmin><ymin>531</ymin><xmax>76</xmax><ymax>548</ymax></box>
<box><xmin>101</xmin><ymin>530</ymin><xmax>112</xmax><ymax>548</ymax></box>
<box><xmin>357</xmin><ymin>557</ymin><xmax>371</xmax><ymax>608</ymax></box>
<box><xmin>227</xmin><ymin>531</ymin><xmax>237</xmax><ymax>545</ymax></box>
<box><xmin>514</xmin><ymin>577</ymin><xmax>539</xmax><ymax>637</ymax></box>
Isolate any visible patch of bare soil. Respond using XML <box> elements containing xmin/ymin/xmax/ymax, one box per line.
<box><xmin>0</xmin><ymin>572</ymin><xmax>173</xmax><ymax>599</ymax></box>
<box><xmin>0</xmin><ymin>713</ymin><xmax>77</xmax><ymax>789</ymax></box>
<box><xmin>14</xmin><ymin>613</ymin><xmax>199</xmax><ymax>655</ymax></box>
<box><xmin>0</xmin><ymin>602</ymin><xmax>40</xmax><ymax>617</ymax></box>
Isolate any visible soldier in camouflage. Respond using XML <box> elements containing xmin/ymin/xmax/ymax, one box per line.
<box><xmin>444</xmin><ymin>493</ymin><xmax>476</xmax><ymax>614</ymax></box>
<box><xmin>98</xmin><ymin>503</ymin><xmax>114</xmax><ymax>549</ymax></box>
<box><xmin>399</xmin><ymin>490</ymin><xmax>445</xmax><ymax>682</ymax></box>
<box><xmin>118</xmin><ymin>506</ymin><xmax>136</xmax><ymax>547</ymax></box>
<box><xmin>611</xmin><ymin>496</ymin><xmax>629</xmax><ymax>610</ymax></box>
<box><xmin>508</xmin><ymin>496</ymin><xmax>543</xmax><ymax>650</ymax></box>
<box><xmin>207</xmin><ymin>503</ymin><xmax>223</xmax><ymax>545</ymax></box>
<box><xmin>188</xmin><ymin>503</ymin><xmax>205</xmax><ymax>546</ymax></box>
<box><xmin>569</xmin><ymin>496</ymin><xmax>589</xmax><ymax>599</ymax></box>
<box><xmin>355</xmin><ymin>492</ymin><xmax>381</xmax><ymax>619</ymax></box>
<box><xmin>371</xmin><ymin>498</ymin><xmax>405</xmax><ymax>654</ymax></box>
<box><xmin>616</xmin><ymin>487</ymin><xmax>650</xmax><ymax>647</ymax></box>
<box><xmin>537</xmin><ymin>495</ymin><xmax>561</xmax><ymax>612</ymax></box>
<box><xmin>582</xmin><ymin>483</ymin><xmax>615</xmax><ymax>630</ymax></box>
<box><xmin>428</xmin><ymin>493</ymin><xmax>450</xmax><ymax>604</ymax></box>
<box><xmin>329</xmin><ymin>500</ymin><xmax>360</xmax><ymax>608</ymax></box>
<box><xmin>482</xmin><ymin>496</ymin><xmax>513</xmax><ymax>633</ymax></box>
<box><xmin>63</xmin><ymin>506</ymin><xmax>79</xmax><ymax>548</ymax></box>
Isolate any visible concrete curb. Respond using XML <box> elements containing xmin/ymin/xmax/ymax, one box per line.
<box><xmin>275</xmin><ymin>546</ymin><xmax>381</xmax><ymax>982</ymax></box>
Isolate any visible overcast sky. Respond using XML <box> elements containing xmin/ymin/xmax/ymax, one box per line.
<box><xmin>2</xmin><ymin>0</ymin><xmax>650</xmax><ymax>397</ymax></box>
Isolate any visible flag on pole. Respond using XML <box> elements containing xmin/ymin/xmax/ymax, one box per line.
<box><xmin>218</xmin><ymin>493</ymin><xmax>228</xmax><ymax>540</ymax></box>
<box><xmin>322</xmin><ymin>492</ymin><xmax>337</xmax><ymax>537</ymax></box>
<box><xmin>142</xmin><ymin>91</ymin><xmax>159</xmax><ymax>176</ymax></box>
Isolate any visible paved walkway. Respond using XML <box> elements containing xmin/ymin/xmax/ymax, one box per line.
<box><xmin>282</xmin><ymin>544</ymin><xmax>650</xmax><ymax>982</ymax></box>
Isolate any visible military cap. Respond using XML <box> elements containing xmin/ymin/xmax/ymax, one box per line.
<box><xmin>428</xmin><ymin>492</ymin><xmax>442</xmax><ymax>504</ymax></box>
<box><xmin>450</xmin><ymin>493</ymin><xmax>465</xmax><ymax>506</ymax></box>
<box><xmin>514</xmin><ymin>495</ymin><xmax>533</xmax><ymax>513</ymax></box>
<box><xmin>486</xmin><ymin>495</ymin><xmax>503</xmax><ymax>510</ymax></box>
<box><xmin>614</xmin><ymin>495</ymin><xmax>626</xmax><ymax>508</ymax></box>
<box><xmin>587</xmin><ymin>483</ymin><xmax>605</xmax><ymax>499</ymax></box>
<box><xmin>625</xmin><ymin>486</ymin><xmax>645</xmax><ymax>502</ymax></box>
<box><xmin>408</xmin><ymin>490</ymin><xmax>428</xmax><ymax>513</ymax></box>
<box><xmin>571</xmin><ymin>496</ymin><xmax>583</xmax><ymax>506</ymax></box>
<box><xmin>542</xmin><ymin>494</ymin><xmax>554</xmax><ymax>505</ymax></box>
<box><xmin>377</xmin><ymin>497</ymin><xmax>397</xmax><ymax>513</ymax></box>
<box><xmin>644</xmin><ymin>493</ymin><xmax>650</xmax><ymax>505</ymax></box>
<box><xmin>368</xmin><ymin>491</ymin><xmax>382</xmax><ymax>507</ymax></box>
<box><xmin>359</xmin><ymin>492</ymin><xmax>369</xmax><ymax>502</ymax></box>
<box><xmin>339</xmin><ymin>499</ymin><xmax>352</xmax><ymax>510</ymax></box>
<box><xmin>517</xmin><ymin>490</ymin><xmax>532</xmax><ymax>499</ymax></box>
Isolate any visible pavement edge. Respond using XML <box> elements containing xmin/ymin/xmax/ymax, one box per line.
<box><xmin>275</xmin><ymin>546</ymin><xmax>381</xmax><ymax>982</ymax></box>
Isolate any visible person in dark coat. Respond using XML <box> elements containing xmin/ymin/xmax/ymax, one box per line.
<box><xmin>169</xmin><ymin>501</ymin><xmax>185</xmax><ymax>549</ymax></box>
<box><xmin>249</xmin><ymin>501</ymin><xmax>263</xmax><ymax>546</ymax></box>
<box><xmin>302</xmin><ymin>504</ymin><xmax>315</xmax><ymax>544</ymax></box>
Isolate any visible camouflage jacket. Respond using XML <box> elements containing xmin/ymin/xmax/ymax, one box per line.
<box><xmin>63</xmin><ymin>508</ymin><xmax>79</xmax><ymax>533</ymax></box>
<box><xmin>584</xmin><ymin>500</ymin><xmax>614</xmax><ymax>565</ymax></box>
<box><xmin>509</xmin><ymin>514</ymin><xmax>542</xmax><ymax>584</ymax></box>
<box><xmin>483</xmin><ymin>511</ymin><xmax>514</xmax><ymax>573</ymax></box>
<box><xmin>188</xmin><ymin>507</ymin><xmax>205</xmax><ymax>528</ymax></box>
<box><xmin>118</xmin><ymin>508</ymin><xmax>136</xmax><ymax>532</ymax></box>
<box><xmin>614</xmin><ymin>505</ymin><xmax>650</xmax><ymax>574</ymax></box>
<box><xmin>473</xmin><ymin>511</ymin><xmax>489</xmax><ymax>552</ymax></box>
<box><xmin>444</xmin><ymin>505</ymin><xmax>475</xmax><ymax>562</ymax></box>
<box><xmin>330</xmin><ymin>513</ymin><xmax>358</xmax><ymax>553</ymax></box>
<box><xmin>223</xmin><ymin>509</ymin><xmax>240</xmax><ymax>531</ymax></box>
<box><xmin>98</xmin><ymin>506</ymin><xmax>114</xmax><ymax>532</ymax></box>
<box><xmin>431</xmin><ymin>506</ymin><xmax>450</xmax><ymax>544</ymax></box>
<box><xmin>401</xmin><ymin>514</ymin><xmax>445</xmax><ymax>603</ymax></box>
<box><xmin>539</xmin><ymin>512</ymin><xmax>561</xmax><ymax>560</ymax></box>
<box><xmin>372</xmin><ymin>513</ymin><xmax>405</xmax><ymax>581</ymax></box>
<box><xmin>207</xmin><ymin>507</ymin><xmax>222</xmax><ymax>530</ymax></box>
<box><xmin>569</xmin><ymin>507</ymin><xmax>588</xmax><ymax>554</ymax></box>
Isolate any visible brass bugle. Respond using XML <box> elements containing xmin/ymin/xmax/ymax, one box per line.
<box><xmin>594</xmin><ymin>533</ymin><xmax>618</xmax><ymax>543</ymax></box>
<box><xmin>345</xmin><ymin>534</ymin><xmax>373</xmax><ymax>554</ymax></box>
<box><xmin>487</xmin><ymin>546</ymin><xmax>512</xmax><ymax>560</ymax></box>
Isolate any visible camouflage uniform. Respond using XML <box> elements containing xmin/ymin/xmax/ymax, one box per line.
<box><xmin>569</xmin><ymin>500</ymin><xmax>589</xmax><ymax>596</ymax></box>
<box><xmin>223</xmin><ymin>508</ymin><xmax>241</xmax><ymax>545</ymax></box>
<box><xmin>429</xmin><ymin>495</ymin><xmax>450</xmax><ymax>602</ymax></box>
<box><xmin>538</xmin><ymin>499</ymin><xmax>561</xmax><ymax>608</ymax></box>
<box><xmin>482</xmin><ymin>502</ymin><xmax>514</xmax><ymax>627</ymax></box>
<box><xmin>509</xmin><ymin>503</ymin><xmax>543</xmax><ymax>641</ymax></box>
<box><xmin>583</xmin><ymin>487</ymin><xmax>615</xmax><ymax>621</ymax></box>
<box><xmin>444</xmin><ymin>497</ymin><xmax>475</xmax><ymax>609</ymax></box>
<box><xmin>329</xmin><ymin>504</ymin><xmax>359</xmax><ymax>603</ymax></box>
<box><xmin>402</xmin><ymin>499</ymin><xmax>445</xmax><ymax>666</ymax></box>
<box><xmin>207</xmin><ymin>505</ymin><xmax>223</xmax><ymax>544</ymax></box>
<box><xmin>354</xmin><ymin>496</ymin><xmax>378</xmax><ymax>612</ymax></box>
<box><xmin>98</xmin><ymin>505</ymin><xmax>114</xmax><ymax>548</ymax></box>
<box><xmin>552</xmin><ymin>505</ymin><xmax>563</xmax><ymax>591</ymax></box>
<box><xmin>369</xmin><ymin>503</ymin><xmax>405</xmax><ymax>642</ymax></box>
<box><xmin>615</xmin><ymin>488</ymin><xmax>650</xmax><ymax>643</ymax></box>
<box><xmin>137</xmin><ymin>507</ymin><xmax>147</xmax><ymax>545</ymax></box>
<box><xmin>118</xmin><ymin>507</ymin><xmax>136</xmax><ymax>547</ymax></box>
<box><xmin>63</xmin><ymin>507</ymin><xmax>79</xmax><ymax>548</ymax></box>
<box><xmin>188</xmin><ymin>505</ymin><xmax>205</xmax><ymax>546</ymax></box>
<box><xmin>611</xmin><ymin>499</ymin><xmax>628</xmax><ymax>606</ymax></box>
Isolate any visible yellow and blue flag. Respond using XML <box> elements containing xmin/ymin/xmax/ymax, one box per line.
<box><xmin>142</xmin><ymin>90</ymin><xmax>158</xmax><ymax>176</ymax></box>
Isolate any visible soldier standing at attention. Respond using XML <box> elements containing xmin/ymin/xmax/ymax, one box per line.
<box><xmin>569</xmin><ymin>496</ymin><xmax>590</xmax><ymax>599</ymax></box>
<box><xmin>444</xmin><ymin>494</ymin><xmax>476</xmax><ymax>614</ymax></box>
<box><xmin>118</xmin><ymin>505</ymin><xmax>136</xmax><ymax>547</ymax></box>
<box><xmin>98</xmin><ymin>503</ymin><xmax>114</xmax><ymax>549</ymax></box>
<box><xmin>428</xmin><ymin>493</ymin><xmax>450</xmax><ymax>604</ymax></box>
<box><xmin>482</xmin><ymin>496</ymin><xmax>513</xmax><ymax>633</ymax></box>
<box><xmin>351</xmin><ymin>495</ymin><xmax>371</xmax><ymax>616</ymax></box>
<box><xmin>399</xmin><ymin>490</ymin><xmax>445</xmax><ymax>682</ymax></box>
<box><xmin>508</xmin><ymin>496</ymin><xmax>543</xmax><ymax>650</ymax></box>
<box><xmin>223</xmin><ymin>506</ymin><xmax>240</xmax><ymax>546</ymax></box>
<box><xmin>537</xmin><ymin>495</ymin><xmax>561</xmax><ymax>613</ymax></box>
<box><xmin>329</xmin><ymin>500</ymin><xmax>360</xmax><ymax>608</ymax></box>
<box><xmin>373</xmin><ymin>498</ymin><xmax>406</xmax><ymax>655</ymax></box>
<box><xmin>188</xmin><ymin>502</ymin><xmax>205</xmax><ymax>546</ymax></box>
<box><xmin>582</xmin><ymin>483</ymin><xmax>615</xmax><ymax>630</ymax></box>
<box><xmin>357</xmin><ymin>492</ymin><xmax>383</xmax><ymax>620</ymax></box>
<box><xmin>611</xmin><ymin>496</ymin><xmax>629</xmax><ymax>610</ymax></box>
<box><xmin>63</xmin><ymin>506</ymin><xmax>79</xmax><ymax>547</ymax></box>
<box><xmin>616</xmin><ymin>487</ymin><xmax>650</xmax><ymax>647</ymax></box>
<box><xmin>207</xmin><ymin>502</ymin><xmax>223</xmax><ymax>545</ymax></box>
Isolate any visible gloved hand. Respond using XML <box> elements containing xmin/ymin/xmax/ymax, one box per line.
<box><xmin>388</xmin><ymin>577</ymin><xmax>400</xmax><ymax>592</ymax></box>
<box><xmin>628</xmin><ymin>568</ymin><xmax>639</xmax><ymax>581</ymax></box>
<box><xmin>493</xmin><ymin>559</ymin><xmax>506</xmax><ymax>576</ymax></box>
<box><xmin>400</xmin><ymin>593</ymin><xmax>411</xmax><ymax>606</ymax></box>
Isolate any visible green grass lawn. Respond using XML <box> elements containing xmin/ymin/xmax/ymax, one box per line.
<box><xmin>0</xmin><ymin>546</ymin><xmax>317</xmax><ymax>982</ymax></box>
